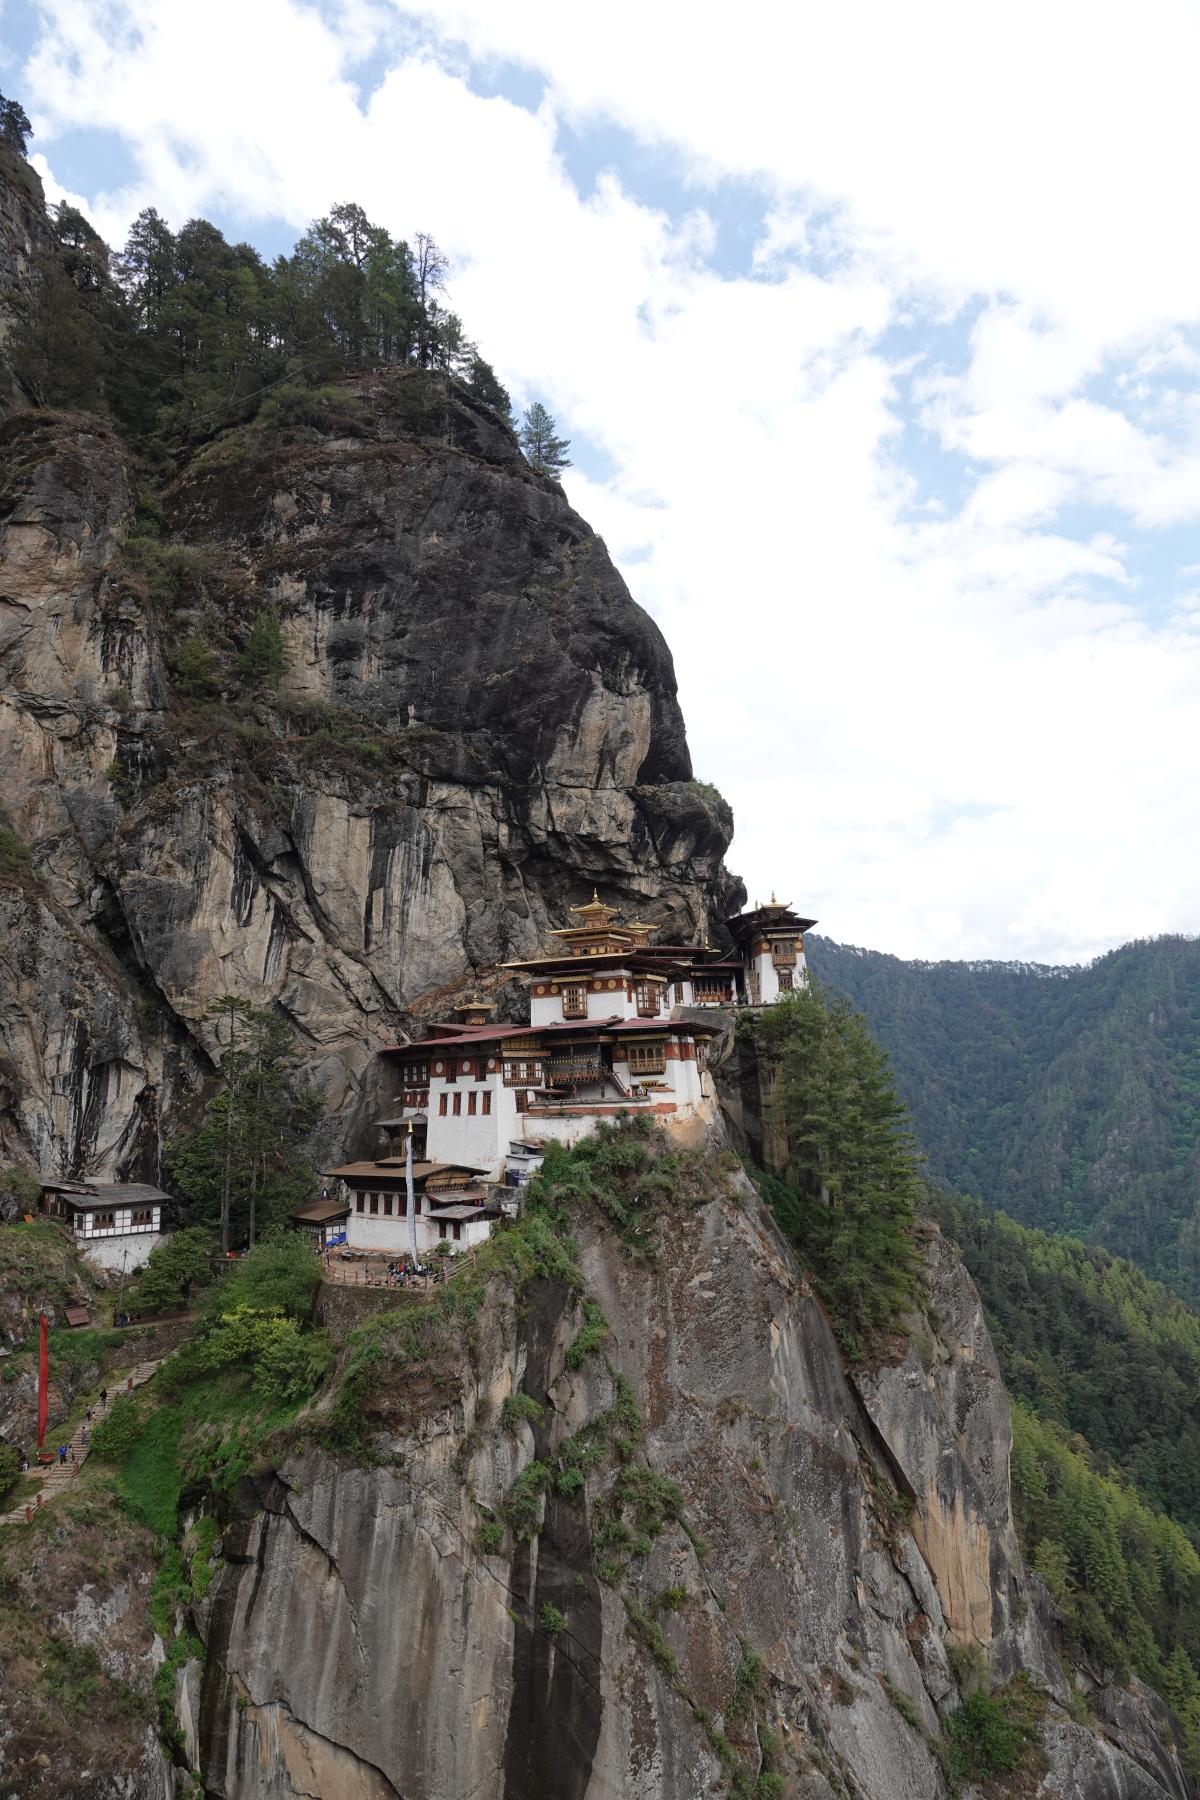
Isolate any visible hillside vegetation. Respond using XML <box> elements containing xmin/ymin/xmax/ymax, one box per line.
<box><xmin>809</xmin><ymin>933</ymin><xmax>1200</xmax><ymax>1299</ymax></box>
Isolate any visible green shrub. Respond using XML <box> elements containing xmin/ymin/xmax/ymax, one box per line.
<box><xmin>0</xmin><ymin>1163</ymin><xmax>39</xmax><ymax>1214</ymax></box>
<box><xmin>478</xmin><ymin>1512</ymin><xmax>504</xmax><ymax>1555</ymax></box>
<box><xmin>255</xmin><ymin>383</ymin><xmax>364</xmax><ymax>430</ymax></box>
<box><xmin>0</xmin><ymin>826</ymin><xmax>31</xmax><ymax>874</ymax></box>
<box><xmin>502</xmin><ymin>1392</ymin><xmax>544</xmax><ymax>1431</ymax></box>
<box><xmin>502</xmin><ymin>1460</ymin><xmax>552</xmax><ymax>1540</ymax></box>
<box><xmin>172</xmin><ymin>633</ymin><xmax>219</xmax><ymax>700</ymax></box>
<box><xmin>89</xmin><ymin>1396</ymin><xmax>145</xmax><ymax>1464</ymax></box>
<box><xmin>130</xmin><ymin>1227</ymin><xmax>217</xmax><ymax>1317</ymax></box>
<box><xmin>43</xmin><ymin>1637</ymin><xmax>103</xmax><ymax>1711</ymax></box>
<box><xmin>0</xmin><ymin>1441</ymin><xmax>20</xmax><ymax>1499</ymax></box>
<box><xmin>538</xmin><ymin>1603</ymin><xmax>566</xmax><ymax>1636</ymax></box>
<box><xmin>941</xmin><ymin>1679</ymin><xmax>1043</xmax><ymax>1784</ymax></box>
<box><xmin>566</xmin><ymin>1300</ymin><xmax>610</xmax><ymax>1370</ymax></box>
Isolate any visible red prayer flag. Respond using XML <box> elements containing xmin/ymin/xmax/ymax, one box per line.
<box><xmin>36</xmin><ymin>1312</ymin><xmax>48</xmax><ymax>1449</ymax></box>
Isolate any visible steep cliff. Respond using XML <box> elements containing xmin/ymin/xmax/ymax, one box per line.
<box><xmin>181</xmin><ymin>1166</ymin><xmax>1190</xmax><ymax>1800</ymax></box>
<box><xmin>0</xmin><ymin>384</ymin><xmax>735</xmax><ymax>1174</ymax></box>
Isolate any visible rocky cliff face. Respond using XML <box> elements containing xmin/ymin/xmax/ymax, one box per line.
<box><xmin>0</xmin><ymin>383</ymin><xmax>736</xmax><ymax>1173</ymax></box>
<box><xmin>183</xmin><ymin>1179</ymin><xmax>1190</xmax><ymax>1800</ymax></box>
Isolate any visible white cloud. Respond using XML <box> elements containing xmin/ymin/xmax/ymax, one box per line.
<box><xmin>14</xmin><ymin>0</ymin><xmax>1200</xmax><ymax>962</ymax></box>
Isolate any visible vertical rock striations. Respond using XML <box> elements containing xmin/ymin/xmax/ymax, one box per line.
<box><xmin>0</xmin><ymin>381</ymin><xmax>737</xmax><ymax>1172</ymax></box>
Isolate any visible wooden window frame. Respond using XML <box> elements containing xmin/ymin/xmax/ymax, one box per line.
<box><xmin>561</xmin><ymin>984</ymin><xmax>587</xmax><ymax>1019</ymax></box>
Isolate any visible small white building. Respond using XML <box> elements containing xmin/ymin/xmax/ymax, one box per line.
<box><xmin>318</xmin><ymin>1157</ymin><xmax>502</xmax><ymax>1256</ymax></box>
<box><xmin>38</xmin><ymin>1179</ymin><xmax>170</xmax><ymax>1273</ymax></box>
<box><xmin>725</xmin><ymin>899</ymin><xmax>814</xmax><ymax>1005</ymax></box>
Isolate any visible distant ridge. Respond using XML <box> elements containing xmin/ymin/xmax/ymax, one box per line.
<box><xmin>808</xmin><ymin>931</ymin><xmax>1200</xmax><ymax>1300</ymax></box>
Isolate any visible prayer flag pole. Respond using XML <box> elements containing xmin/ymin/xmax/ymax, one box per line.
<box><xmin>36</xmin><ymin>1312</ymin><xmax>48</xmax><ymax>1450</ymax></box>
<box><xmin>405</xmin><ymin>1126</ymin><xmax>418</xmax><ymax>1266</ymax></box>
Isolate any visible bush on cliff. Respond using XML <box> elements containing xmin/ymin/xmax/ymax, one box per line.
<box><xmin>751</xmin><ymin>989</ymin><xmax>923</xmax><ymax>1347</ymax></box>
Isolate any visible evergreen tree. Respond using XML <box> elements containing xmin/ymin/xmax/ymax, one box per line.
<box><xmin>518</xmin><ymin>401</ymin><xmax>572</xmax><ymax>475</ymax></box>
<box><xmin>754</xmin><ymin>989</ymin><xmax>923</xmax><ymax>1343</ymax></box>
<box><xmin>172</xmin><ymin>633</ymin><xmax>218</xmax><ymax>699</ymax></box>
<box><xmin>0</xmin><ymin>92</ymin><xmax>31</xmax><ymax>154</ymax></box>
<box><xmin>237</xmin><ymin>608</ymin><xmax>287</xmax><ymax>690</ymax></box>
<box><xmin>466</xmin><ymin>354</ymin><xmax>514</xmax><ymax>424</ymax></box>
<box><xmin>166</xmin><ymin>999</ymin><xmax>316</xmax><ymax>1251</ymax></box>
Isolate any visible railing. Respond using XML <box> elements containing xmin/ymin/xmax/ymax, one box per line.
<box><xmin>543</xmin><ymin>1058</ymin><xmax>608</xmax><ymax>1085</ymax></box>
<box><xmin>626</xmin><ymin>1054</ymin><xmax>666</xmax><ymax>1076</ymax></box>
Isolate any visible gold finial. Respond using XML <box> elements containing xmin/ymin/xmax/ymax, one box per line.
<box><xmin>771</xmin><ymin>890</ymin><xmax>776</xmax><ymax>904</ymax></box>
<box><xmin>592</xmin><ymin>887</ymin><xmax>599</xmax><ymax>903</ymax></box>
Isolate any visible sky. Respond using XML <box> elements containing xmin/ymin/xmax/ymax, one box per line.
<box><xmin>4</xmin><ymin>0</ymin><xmax>1200</xmax><ymax>965</ymax></box>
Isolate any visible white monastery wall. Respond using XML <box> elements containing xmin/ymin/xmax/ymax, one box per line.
<box><xmin>81</xmin><ymin>1232</ymin><xmax>166</xmax><ymax>1274</ymax></box>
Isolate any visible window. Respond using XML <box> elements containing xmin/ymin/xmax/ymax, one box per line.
<box><xmin>383</xmin><ymin>1194</ymin><xmax>393</xmax><ymax>1216</ymax></box>
<box><xmin>697</xmin><ymin>1042</ymin><xmax>708</xmax><ymax>1070</ymax></box>
<box><xmin>92</xmin><ymin>1210</ymin><xmax>116</xmax><ymax>1231</ymax></box>
<box><xmin>356</xmin><ymin>1194</ymin><xmax>365</xmax><ymax>1213</ymax></box>
<box><xmin>482</xmin><ymin>1091</ymin><xmax>492</xmax><ymax>1116</ymax></box>
<box><xmin>627</xmin><ymin>1042</ymin><xmax>666</xmax><ymax>1075</ymax></box>
<box><xmin>694</xmin><ymin>980</ymin><xmax>730</xmax><ymax>1003</ymax></box>
<box><xmin>674</xmin><ymin>980</ymin><xmax>685</xmax><ymax>1004</ymax></box>
<box><xmin>562</xmin><ymin>984</ymin><xmax>586</xmax><ymax>1019</ymax></box>
<box><xmin>504</xmin><ymin>1058</ymin><xmax>544</xmax><ymax>1087</ymax></box>
<box><xmin>635</xmin><ymin>981</ymin><xmax>658</xmax><ymax>1017</ymax></box>
<box><xmin>131</xmin><ymin>1206</ymin><xmax>154</xmax><ymax>1228</ymax></box>
<box><xmin>369</xmin><ymin>1193</ymin><xmax>379</xmax><ymax>1215</ymax></box>
<box><xmin>453</xmin><ymin>1092</ymin><xmax>462</xmax><ymax>1116</ymax></box>
<box><xmin>468</xmin><ymin>1091</ymin><xmax>477</xmax><ymax>1116</ymax></box>
<box><xmin>778</xmin><ymin>969</ymin><xmax>794</xmax><ymax>991</ymax></box>
<box><xmin>439</xmin><ymin>1093</ymin><xmax>448</xmax><ymax>1116</ymax></box>
<box><xmin>452</xmin><ymin>1221</ymin><xmax>463</xmax><ymax>1241</ymax></box>
<box><xmin>437</xmin><ymin>1220</ymin><xmax>448</xmax><ymax>1240</ymax></box>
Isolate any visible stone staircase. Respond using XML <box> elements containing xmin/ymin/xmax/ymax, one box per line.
<box><xmin>0</xmin><ymin>1357</ymin><xmax>160</xmax><ymax>1526</ymax></box>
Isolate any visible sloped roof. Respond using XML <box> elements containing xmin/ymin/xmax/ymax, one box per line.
<box><xmin>41</xmin><ymin>1179</ymin><xmax>169</xmax><ymax>1208</ymax></box>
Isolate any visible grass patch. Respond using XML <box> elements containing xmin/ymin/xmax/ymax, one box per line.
<box><xmin>502</xmin><ymin>1392</ymin><xmax>545</xmax><ymax>1431</ymax></box>
<box><xmin>565</xmin><ymin>1300</ymin><xmax>610</xmax><ymax>1370</ymax></box>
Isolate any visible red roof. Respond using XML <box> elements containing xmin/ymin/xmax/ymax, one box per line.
<box><xmin>611</xmin><ymin>1016</ymin><xmax>719</xmax><ymax>1033</ymax></box>
<box><xmin>388</xmin><ymin>1025</ymin><xmax>530</xmax><ymax>1053</ymax></box>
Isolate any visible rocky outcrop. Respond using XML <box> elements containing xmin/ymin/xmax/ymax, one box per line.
<box><xmin>189</xmin><ymin>1179</ymin><xmax>1192</xmax><ymax>1800</ymax></box>
<box><xmin>0</xmin><ymin>382</ymin><xmax>737</xmax><ymax>1172</ymax></box>
<box><xmin>0</xmin><ymin>143</ymin><xmax>49</xmax><ymax>415</ymax></box>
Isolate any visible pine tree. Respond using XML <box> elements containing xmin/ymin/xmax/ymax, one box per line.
<box><xmin>173</xmin><ymin>633</ymin><xmax>218</xmax><ymax>699</ymax></box>
<box><xmin>166</xmin><ymin>1000</ymin><xmax>316</xmax><ymax>1251</ymax></box>
<box><xmin>237</xmin><ymin>608</ymin><xmax>287</xmax><ymax>690</ymax></box>
<box><xmin>755</xmin><ymin>988</ymin><xmax>923</xmax><ymax>1343</ymax></box>
<box><xmin>518</xmin><ymin>402</ymin><xmax>572</xmax><ymax>475</ymax></box>
<box><xmin>0</xmin><ymin>93</ymin><xmax>31</xmax><ymax>155</ymax></box>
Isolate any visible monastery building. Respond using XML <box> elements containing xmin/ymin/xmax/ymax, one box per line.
<box><xmin>320</xmin><ymin>894</ymin><xmax>813</xmax><ymax>1254</ymax></box>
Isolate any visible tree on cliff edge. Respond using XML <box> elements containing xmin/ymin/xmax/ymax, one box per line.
<box><xmin>519</xmin><ymin>402</ymin><xmax>572</xmax><ymax>476</ymax></box>
<box><xmin>0</xmin><ymin>93</ymin><xmax>31</xmax><ymax>155</ymax></box>
<box><xmin>754</xmin><ymin>988</ymin><xmax>923</xmax><ymax>1346</ymax></box>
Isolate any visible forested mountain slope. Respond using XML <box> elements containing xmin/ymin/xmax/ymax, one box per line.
<box><xmin>808</xmin><ymin>934</ymin><xmax>1200</xmax><ymax>1298</ymax></box>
